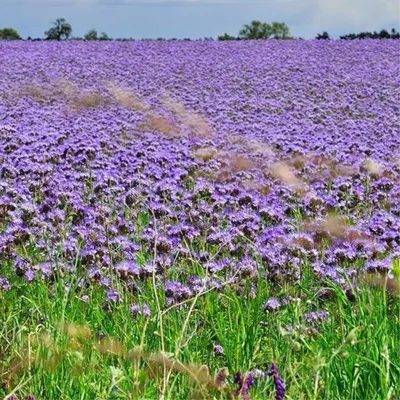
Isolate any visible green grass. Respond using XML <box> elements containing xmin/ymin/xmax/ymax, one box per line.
<box><xmin>0</xmin><ymin>261</ymin><xmax>399</xmax><ymax>400</ymax></box>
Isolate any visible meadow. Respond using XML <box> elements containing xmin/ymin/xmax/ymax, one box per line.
<box><xmin>0</xmin><ymin>40</ymin><xmax>399</xmax><ymax>400</ymax></box>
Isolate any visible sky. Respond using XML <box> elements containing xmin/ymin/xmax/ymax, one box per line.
<box><xmin>0</xmin><ymin>0</ymin><xmax>399</xmax><ymax>39</ymax></box>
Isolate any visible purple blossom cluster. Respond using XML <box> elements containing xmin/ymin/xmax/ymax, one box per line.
<box><xmin>0</xmin><ymin>40</ymin><xmax>399</xmax><ymax>306</ymax></box>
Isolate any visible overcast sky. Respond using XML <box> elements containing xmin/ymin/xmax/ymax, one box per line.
<box><xmin>0</xmin><ymin>0</ymin><xmax>399</xmax><ymax>39</ymax></box>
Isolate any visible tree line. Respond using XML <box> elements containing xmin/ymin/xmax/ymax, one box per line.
<box><xmin>316</xmin><ymin>28</ymin><xmax>400</xmax><ymax>40</ymax></box>
<box><xmin>1</xmin><ymin>18</ymin><xmax>399</xmax><ymax>41</ymax></box>
<box><xmin>0</xmin><ymin>19</ymin><xmax>111</xmax><ymax>41</ymax></box>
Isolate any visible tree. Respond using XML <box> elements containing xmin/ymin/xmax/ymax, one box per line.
<box><xmin>45</xmin><ymin>18</ymin><xmax>72</xmax><ymax>40</ymax></box>
<box><xmin>340</xmin><ymin>28</ymin><xmax>399</xmax><ymax>40</ymax></box>
<box><xmin>391</xmin><ymin>28</ymin><xmax>400</xmax><ymax>39</ymax></box>
<box><xmin>239</xmin><ymin>20</ymin><xmax>271</xmax><ymax>40</ymax></box>
<box><xmin>379</xmin><ymin>29</ymin><xmax>391</xmax><ymax>39</ymax></box>
<box><xmin>218</xmin><ymin>33</ymin><xmax>237</xmax><ymax>41</ymax></box>
<box><xmin>0</xmin><ymin>27</ymin><xmax>21</xmax><ymax>40</ymax></box>
<box><xmin>99</xmin><ymin>32</ymin><xmax>110</xmax><ymax>41</ymax></box>
<box><xmin>84</xmin><ymin>29</ymin><xmax>98</xmax><ymax>40</ymax></box>
<box><xmin>316</xmin><ymin>31</ymin><xmax>330</xmax><ymax>40</ymax></box>
<box><xmin>270</xmin><ymin>22</ymin><xmax>291</xmax><ymax>39</ymax></box>
<box><xmin>340</xmin><ymin>33</ymin><xmax>357</xmax><ymax>40</ymax></box>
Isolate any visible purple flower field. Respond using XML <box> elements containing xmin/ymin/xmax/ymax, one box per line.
<box><xmin>1</xmin><ymin>40</ymin><xmax>399</xmax><ymax>296</ymax></box>
<box><xmin>0</xmin><ymin>40</ymin><xmax>399</xmax><ymax>399</ymax></box>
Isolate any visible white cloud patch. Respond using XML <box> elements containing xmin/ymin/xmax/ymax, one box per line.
<box><xmin>311</xmin><ymin>0</ymin><xmax>399</xmax><ymax>33</ymax></box>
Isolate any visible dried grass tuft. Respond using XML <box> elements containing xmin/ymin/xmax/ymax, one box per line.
<box><xmin>106</xmin><ymin>81</ymin><xmax>150</xmax><ymax>111</ymax></box>
<box><xmin>270</xmin><ymin>162</ymin><xmax>311</xmax><ymax>197</ymax></box>
<box><xmin>362</xmin><ymin>157</ymin><xmax>383</xmax><ymax>177</ymax></box>
<box><xmin>58</xmin><ymin>323</ymin><xmax>92</xmax><ymax>339</ymax></box>
<box><xmin>228</xmin><ymin>154</ymin><xmax>255</xmax><ymax>173</ymax></box>
<box><xmin>302</xmin><ymin>215</ymin><xmax>349</xmax><ymax>239</ymax></box>
<box><xmin>245</xmin><ymin>138</ymin><xmax>275</xmax><ymax>158</ymax></box>
<box><xmin>96</xmin><ymin>338</ymin><xmax>126</xmax><ymax>356</ymax></box>
<box><xmin>70</xmin><ymin>91</ymin><xmax>106</xmax><ymax>109</ymax></box>
<box><xmin>161</xmin><ymin>96</ymin><xmax>213</xmax><ymax>138</ymax></box>
<box><xmin>139</xmin><ymin>113</ymin><xmax>179</xmax><ymax>136</ymax></box>
<box><xmin>362</xmin><ymin>272</ymin><xmax>400</xmax><ymax>297</ymax></box>
<box><xmin>193</xmin><ymin>146</ymin><xmax>219</xmax><ymax>162</ymax></box>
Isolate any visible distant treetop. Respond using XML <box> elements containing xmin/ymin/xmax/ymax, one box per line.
<box><xmin>340</xmin><ymin>28</ymin><xmax>399</xmax><ymax>40</ymax></box>
<box><xmin>0</xmin><ymin>27</ymin><xmax>21</xmax><ymax>40</ymax></box>
<box><xmin>238</xmin><ymin>21</ymin><xmax>292</xmax><ymax>40</ymax></box>
<box><xmin>316</xmin><ymin>31</ymin><xmax>330</xmax><ymax>40</ymax></box>
<box><xmin>45</xmin><ymin>18</ymin><xmax>72</xmax><ymax>40</ymax></box>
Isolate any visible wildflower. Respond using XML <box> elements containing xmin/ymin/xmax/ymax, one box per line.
<box><xmin>215</xmin><ymin>367</ymin><xmax>229</xmax><ymax>388</ymax></box>
<box><xmin>269</xmin><ymin>363</ymin><xmax>285</xmax><ymax>400</ymax></box>
<box><xmin>305</xmin><ymin>310</ymin><xmax>330</xmax><ymax>324</ymax></box>
<box><xmin>233</xmin><ymin>371</ymin><xmax>255</xmax><ymax>400</ymax></box>
<box><xmin>130</xmin><ymin>303</ymin><xmax>151</xmax><ymax>318</ymax></box>
<box><xmin>0</xmin><ymin>277</ymin><xmax>11</xmax><ymax>291</ymax></box>
<box><xmin>106</xmin><ymin>290</ymin><xmax>121</xmax><ymax>303</ymax></box>
<box><xmin>264</xmin><ymin>297</ymin><xmax>281</xmax><ymax>312</ymax></box>
<box><xmin>213</xmin><ymin>344</ymin><xmax>224</xmax><ymax>356</ymax></box>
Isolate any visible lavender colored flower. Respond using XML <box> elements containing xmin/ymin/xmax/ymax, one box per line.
<box><xmin>215</xmin><ymin>367</ymin><xmax>229</xmax><ymax>388</ymax></box>
<box><xmin>213</xmin><ymin>344</ymin><xmax>224</xmax><ymax>356</ymax></box>
<box><xmin>106</xmin><ymin>290</ymin><xmax>121</xmax><ymax>303</ymax></box>
<box><xmin>130</xmin><ymin>303</ymin><xmax>151</xmax><ymax>318</ymax></box>
<box><xmin>0</xmin><ymin>277</ymin><xmax>11</xmax><ymax>291</ymax></box>
<box><xmin>233</xmin><ymin>371</ymin><xmax>255</xmax><ymax>400</ymax></box>
<box><xmin>269</xmin><ymin>363</ymin><xmax>285</xmax><ymax>400</ymax></box>
<box><xmin>305</xmin><ymin>310</ymin><xmax>330</xmax><ymax>324</ymax></box>
<box><xmin>365</xmin><ymin>257</ymin><xmax>393</xmax><ymax>274</ymax></box>
<box><xmin>264</xmin><ymin>297</ymin><xmax>281</xmax><ymax>312</ymax></box>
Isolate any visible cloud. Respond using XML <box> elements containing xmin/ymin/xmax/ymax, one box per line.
<box><xmin>311</xmin><ymin>0</ymin><xmax>400</xmax><ymax>33</ymax></box>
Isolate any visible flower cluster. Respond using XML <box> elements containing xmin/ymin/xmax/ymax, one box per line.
<box><xmin>0</xmin><ymin>40</ymin><xmax>398</xmax><ymax>312</ymax></box>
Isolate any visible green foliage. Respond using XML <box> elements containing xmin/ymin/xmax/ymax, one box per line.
<box><xmin>0</xmin><ymin>257</ymin><xmax>399</xmax><ymax>399</ymax></box>
<box><xmin>0</xmin><ymin>27</ymin><xmax>21</xmax><ymax>40</ymax></box>
<box><xmin>99</xmin><ymin>32</ymin><xmax>110</xmax><ymax>41</ymax></box>
<box><xmin>45</xmin><ymin>18</ymin><xmax>72</xmax><ymax>41</ymax></box>
<box><xmin>217</xmin><ymin>33</ymin><xmax>238</xmax><ymax>41</ymax></box>
<box><xmin>239</xmin><ymin>20</ymin><xmax>272</xmax><ymax>40</ymax></box>
<box><xmin>237</xmin><ymin>20</ymin><xmax>291</xmax><ymax>40</ymax></box>
<box><xmin>84</xmin><ymin>30</ymin><xmax>110</xmax><ymax>41</ymax></box>
<box><xmin>316</xmin><ymin>31</ymin><xmax>330</xmax><ymax>40</ymax></box>
<box><xmin>84</xmin><ymin>29</ymin><xmax>98</xmax><ymax>41</ymax></box>
<box><xmin>340</xmin><ymin>28</ymin><xmax>400</xmax><ymax>40</ymax></box>
<box><xmin>270</xmin><ymin>22</ymin><xmax>291</xmax><ymax>39</ymax></box>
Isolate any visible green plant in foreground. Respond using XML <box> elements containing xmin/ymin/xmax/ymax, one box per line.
<box><xmin>0</xmin><ymin>260</ymin><xmax>399</xmax><ymax>400</ymax></box>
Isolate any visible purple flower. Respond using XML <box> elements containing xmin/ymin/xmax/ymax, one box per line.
<box><xmin>114</xmin><ymin>261</ymin><xmax>141</xmax><ymax>279</ymax></box>
<box><xmin>130</xmin><ymin>303</ymin><xmax>151</xmax><ymax>318</ymax></box>
<box><xmin>269</xmin><ymin>363</ymin><xmax>285</xmax><ymax>400</ymax></box>
<box><xmin>165</xmin><ymin>280</ymin><xmax>192</xmax><ymax>304</ymax></box>
<box><xmin>233</xmin><ymin>371</ymin><xmax>255</xmax><ymax>400</ymax></box>
<box><xmin>213</xmin><ymin>344</ymin><xmax>224</xmax><ymax>356</ymax></box>
<box><xmin>305</xmin><ymin>310</ymin><xmax>330</xmax><ymax>324</ymax></box>
<box><xmin>365</xmin><ymin>257</ymin><xmax>393</xmax><ymax>274</ymax></box>
<box><xmin>106</xmin><ymin>290</ymin><xmax>121</xmax><ymax>303</ymax></box>
<box><xmin>215</xmin><ymin>367</ymin><xmax>229</xmax><ymax>388</ymax></box>
<box><xmin>0</xmin><ymin>277</ymin><xmax>11</xmax><ymax>291</ymax></box>
<box><xmin>264</xmin><ymin>297</ymin><xmax>281</xmax><ymax>312</ymax></box>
